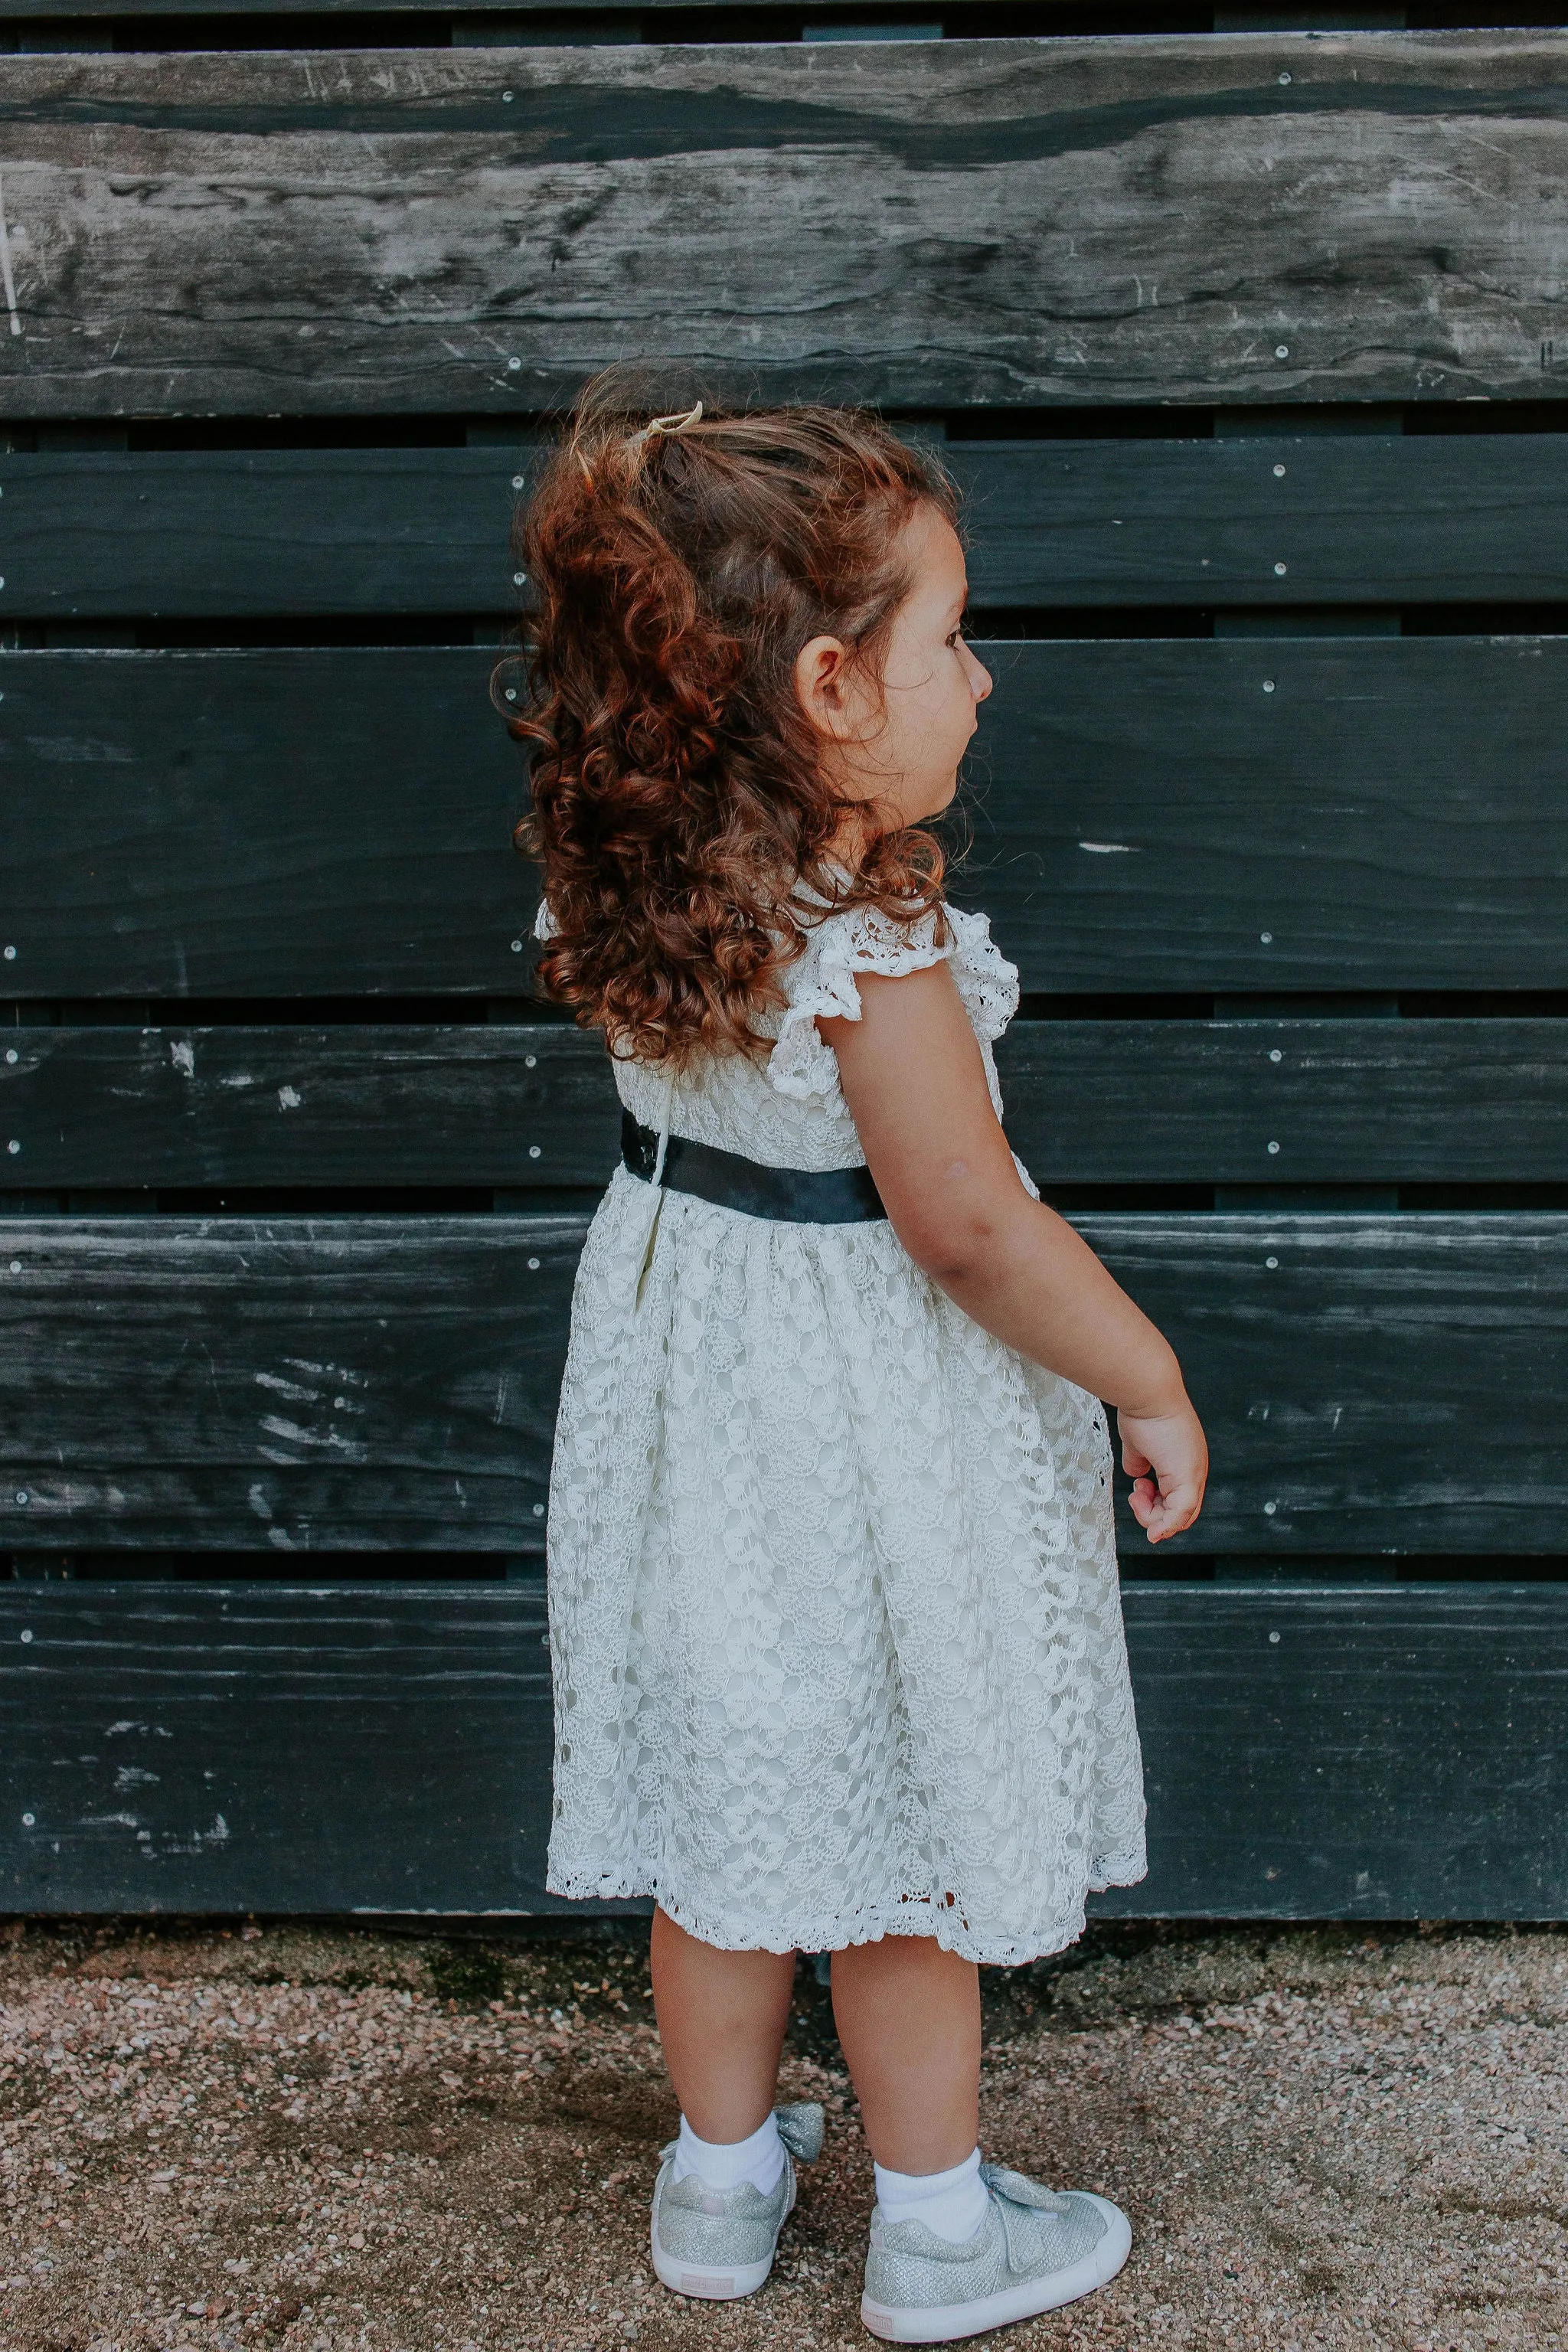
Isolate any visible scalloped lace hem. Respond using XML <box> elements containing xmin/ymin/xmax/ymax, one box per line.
<box><xmin>543</xmin><ymin>1854</ymin><xmax>1148</xmax><ymax>1967</ymax></box>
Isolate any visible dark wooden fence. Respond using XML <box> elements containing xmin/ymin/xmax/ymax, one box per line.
<box><xmin>2</xmin><ymin>2</ymin><xmax>1566</xmax><ymax>1924</ymax></box>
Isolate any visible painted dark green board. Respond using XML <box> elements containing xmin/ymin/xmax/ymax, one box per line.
<box><xmin>0</xmin><ymin>38</ymin><xmax>1561</xmax><ymax>413</ymax></box>
<box><xmin>8</xmin><ymin>436</ymin><xmax>1568</xmax><ymax>617</ymax></box>
<box><xmin>1</xmin><ymin>1213</ymin><xmax>1565</xmax><ymax>1557</ymax></box>
<box><xmin>8</xmin><ymin>1018</ymin><xmax>1568</xmax><ymax>1190</ymax></box>
<box><xmin>4</xmin><ymin>1582</ymin><xmax>1565</xmax><ymax>1919</ymax></box>
<box><xmin>0</xmin><ymin>1217</ymin><xmax>582</xmax><ymax>1553</ymax></box>
<box><xmin>3</xmin><ymin>637</ymin><xmax>1566</xmax><ymax>998</ymax></box>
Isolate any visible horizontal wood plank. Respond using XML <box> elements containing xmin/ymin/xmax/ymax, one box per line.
<box><xmin>0</xmin><ymin>648</ymin><xmax>531</xmax><ymax>998</ymax></box>
<box><xmin>1094</xmin><ymin>1214</ymin><xmax>1568</xmax><ymax>1559</ymax></box>
<box><xmin>0</xmin><ymin>1214</ymin><xmax>1565</xmax><ymax>1557</ymax></box>
<box><xmin>948</xmin><ymin>434</ymin><xmax>1568</xmax><ymax>610</ymax></box>
<box><xmin>3</xmin><ymin>1581</ymin><xmax>1565</xmax><ymax>1917</ymax></box>
<box><xmin>11</xmin><ymin>436</ymin><xmax>1568</xmax><ymax>616</ymax></box>
<box><xmin>4</xmin><ymin>639</ymin><xmax>1566</xmax><ymax>996</ymax></box>
<box><xmin>0</xmin><ymin>1217</ymin><xmax>580</xmax><ymax>1550</ymax></box>
<box><xmin>0</xmin><ymin>38</ymin><xmax>1561</xmax><ymax>413</ymax></box>
<box><xmin>8</xmin><ymin>1018</ymin><xmax>1568</xmax><ymax>1189</ymax></box>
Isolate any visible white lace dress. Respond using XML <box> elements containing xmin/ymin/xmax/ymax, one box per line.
<box><xmin>541</xmin><ymin>898</ymin><xmax>1147</xmax><ymax>1965</ymax></box>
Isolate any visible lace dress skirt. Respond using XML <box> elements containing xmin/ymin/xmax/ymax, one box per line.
<box><xmin>541</xmin><ymin>900</ymin><xmax>1148</xmax><ymax>1965</ymax></box>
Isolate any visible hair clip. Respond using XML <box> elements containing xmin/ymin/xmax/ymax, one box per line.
<box><xmin>629</xmin><ymin>400</ymin><xmax>704</xmax><ymax>450</ymax></box>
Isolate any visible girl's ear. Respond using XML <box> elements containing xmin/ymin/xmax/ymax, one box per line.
<box><xmin>793</xmin><ymin>633</ymin><xmax>858</xmax><ymax>741</ymax></box>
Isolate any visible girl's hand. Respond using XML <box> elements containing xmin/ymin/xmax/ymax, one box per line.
<box><xmin>1119</xmin><ymin>1399</ymin><xmax>1208</xmax><ymax>1544</ymax></box>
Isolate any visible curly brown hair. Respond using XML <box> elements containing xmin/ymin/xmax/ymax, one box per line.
<box><xmin>498</xmin><ymin>375</ymin><xmax>960</xmax><ymax>1067</ymax></box>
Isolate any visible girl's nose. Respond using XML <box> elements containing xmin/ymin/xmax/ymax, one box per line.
<box><xmin>965</xmin><ymin>645</ymin><xmax>993</xmax><ymax>704</ymax></box>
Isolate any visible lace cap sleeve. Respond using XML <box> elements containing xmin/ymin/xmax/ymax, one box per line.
<box><xmin>768</xmin><ymin>900</ymin><xmax>1018</xmax><ymax>1103</ymax></box>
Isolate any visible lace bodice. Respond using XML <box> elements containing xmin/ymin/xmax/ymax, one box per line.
<box><xmin>536</xmin><ymin>897</ymin><xmax>1021</xmax><ymax>1172</ymax></box>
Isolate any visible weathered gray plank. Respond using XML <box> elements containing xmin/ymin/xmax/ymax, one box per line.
<box><xmin>8</xmin><ymin>1019</ymin><xmax>1568</xmax><ymax>1189</ymax></box>
<box><xmin>5</xmin><ymin>639</ymin><xmax>1566</xmax><ymax>998</ymax></box>
<box><xmin>1088</xmin><ymin>1214</ymin><xmax>1568</xmax><ymax>1559</ymax></box>
<box><xmin>4</xmin><ymin>1581</ymin><xmax>1565</xmax><ymax>1918</ymax></box>
<box><xmin>0</xmin><ymin>1214</ymin><xmax>1565</xmax><ymax>1557</ymax></box>
<box><xmin>0</xmin><ymin>37</ymin><xmax>1560</xmax><ymax>414</ymax></box>
<box><xmin>0</xmin><ymin>1217</ymin><xmax>583</xmax><ymax>1552</ymax></box>
<box><xmin>11</xmin><ymin>435</ymin><xmax>1568</xmax><ymax>617</ymax></box>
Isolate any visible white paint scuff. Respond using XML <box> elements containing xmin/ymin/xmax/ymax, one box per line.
<box><xmin>0</xmin><ymin>175</ymin><xmax>21</xmax><ymax>338</ymax></box>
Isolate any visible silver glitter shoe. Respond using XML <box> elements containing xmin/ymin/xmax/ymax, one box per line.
<box><xmin>649</xmin><ymin>2100</ymin><xmax>825</xmax><ymax>2301</ymax></box>
<box><xmin>860</xmin><ymin>2161</ymin><xmax>1131</xmax><ymax>2343</ymax></box>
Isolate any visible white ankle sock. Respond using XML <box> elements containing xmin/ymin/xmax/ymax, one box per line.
<box><xmin>671</xmin><ymin>2111</ymin><xmax>785</xmax><ymax>2197</ymax></box>
<box><xmin>874</xmin><ymin>2149</ymin><xmax>988</xmax><ymax>2243</ymax></box>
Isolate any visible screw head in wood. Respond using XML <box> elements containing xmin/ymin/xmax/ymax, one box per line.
<box><xmin>508</xmin><ymin>358</ymin><xmax>521</xmax><ymax>372</ymax></box>
<box><xmin>528</xmin><ymin>1145</ymin><xmax>541</xmax><ymax>1159</ymax></box>
<box><xmin>1266</xmin><ymin>1256</ymin><xmax>1279</xmax><ymax>1269</ymax></box>
<box><xmin>1269</xmin><ymin>1048</ymin><xmax>1282</xmax><ymax>1063</ymax></box>
<box><xmin>511</xmin><ymin>939</ymin><xmax>524</xmax><ymax>952</ymax></box>
<box><xmin>527</xmin><ymin>1256</ymin><xmax>541</xmax><ymax>1271</ymax></box>
<box><xmin>6</xmin><ymin>1139</ymin><xmax>17</xmax><ymax>1154</ymax></box>
<box><xmin>533</xmin><ymin>1503</ymin><xmax>544</xmax><ymax>1517</ymax></box>
<box><xmin>1263</xmin><ymin>1500</ymin><xmax>1278</xmax><ymax>1515</ymax></box>
<box><xmin>1260</xmin><ymin>931</ymin><xmax>1273</xmax><ymax>943</ymax></box>
<box><xmin>1273</xmin><ymin>562</ymin><xmax>1287</xmax><ymax>576</ymax></box>
<box><xmin>18</xmin><ymin>1629</ymin><xmax>31</xmax><ymax>1642</ymax></box>
<box><xmin>4</xmin><ymin>1049</ymin><xmax>15</xmax><ymax>1064</ymax></box>
<box><xmin>514</xmin><ymin>571</ymin><xmax>527</xmax><ymax>587</ymax></box>
<box><xmin>1275</xmin><ymin>345</ymin><xmax>1290</xmax><ymax>359</ymax></box>
<box><xmin>2</xmin><ymin>946</ymin><xmax>14</xmax><ymax>959</ymax></box>
<box><xmin>15</xmin><ymin>1491</ymin><xmax>27</xmax><ymax>1504</ymax></box>
<box><xmin>1266</xmin><ymin>1141</ymin><xmax>1280</xmax><ymax>1155</ymax></box>
<box><xmin>8</xmin><ymin>1259</ymin><xmax>19</xmax><ymax>1273</ymax></box>
<box><xmin>1278</xmin><ymin>70</ymin><xmax>1292</xmax><ymax>83</ymax></box>
<box><xmin>1263</xmin><ymin>680</ymin><xmax>1276</xmax><ymax>694</ymax></box>
<box><xmin>21</xmin><ymin>1812</ymin><xmax>33</xmax><ymax>1824</ymax></box>
<box><xmin>1269</xmin><ymin>1631</ymin><xmax>1282</xmax><ymax>1644</ymax></box>
<box><xmin>503</xmin><ymin>89</ymin><xmax>514</xmax><ymax>100</ymax></box>
<box><xmin>512</xmin><ymin>475</ymin><xmax>525</xmax><ymax>490</ymax></box>
<box><xmin>1272</xmin><ymin>463</ymin><xmax>1286</xmax><ymax>478</ymax></box>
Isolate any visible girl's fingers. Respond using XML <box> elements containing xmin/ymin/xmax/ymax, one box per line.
<box><xmin>1127</xmin><ymin>1469</ymin><xmax>1204</xmax><ymax>1540</ymax></box>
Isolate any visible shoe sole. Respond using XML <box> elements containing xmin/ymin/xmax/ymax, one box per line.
<box><xmin>650</xmin><ymin>2166</ymin><xmax>795</xmax><ymax>2302</ymax></box>
<box><xmin>860</xmin><ymin>2194</ymin><xmax>1132</xmax><ymax>2344</ymax></box>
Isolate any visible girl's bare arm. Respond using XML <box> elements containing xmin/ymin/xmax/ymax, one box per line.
<box><xmin>821</xmin><ymin>959</ymin><xmax>1207</xmax><ymax>1542</ymax></box>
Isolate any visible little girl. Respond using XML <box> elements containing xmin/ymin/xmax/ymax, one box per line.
<box><xmin>511</xmin><ymin>381</ymin><xmax>1208</xmax><ymax>2344</ymax></box>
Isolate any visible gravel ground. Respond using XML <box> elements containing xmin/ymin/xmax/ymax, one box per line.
<box><xmin>1</xmin><ymin>1916</ymin><xmax>1566</xmax><ymax>2352</ymax></box>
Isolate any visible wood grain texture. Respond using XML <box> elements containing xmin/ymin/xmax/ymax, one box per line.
<box><xmin>0</xmin><ymin>1212</ymin><xmax>1564</xmax><ymax>1557</ymax></box>
<box><xmin>0</xmin><ymin>1583</ymin><xmax>567</xmax><ymax>1913</ymax></box>
<box><xmin>0</xmin><ymin>36</ymin><xmax>1560</xmax><ymax>413</ymax></box>
<box><xmin>0</xmin><ymin>449</ymin><xmax>534</xmax><ymax>620</ymax></box>
<box><xmin>961</xmin><ymin>635</ymin><xmax>1568</xmax><ymax>991</ymax></box>
<box><xmin>5</xmin><ymin>638</ymin><xmax>1565</xmax><ymax>998</ymax></box>
<box><xmin>1082</xmin><ymin>1214</ymin><xmax>1568</xmax><ymax>1559</ymax></box>
<box><xmin>0</xmin><ymin>1024</ymin><xmax>621</xmax><ymax>1189</ymax></box>
<box><xmin>4</xmin><ymin>1580</ymin><xmax>1565</xmax><ymax>1917</ymax></box>
<box><xmin>10</xmin><ymin>1018</ymin><xmax>1568</xmax><ymax>1189</ymax></box>
<box><xmin>11</xmin><ymin>435</ymin><xmax>1568</xmax><ymax>617</ymax></box>
<box><xmin>1096</xmin><ymin>1584</ymin><xmax>1568</xmax><ymax>1921</ymax></box>
<box><xmin>0</xmin><ymin>648</ymin><xmax>531</xmax><ymax>998</ymax></box>
<box><xmin>0</xmin><ymin>1217</ymin><xmax>583</xmax><ymax>1551</ymax></box>
<box><xmin>949</xmin><ymin>433</ymin><xmax>1568</xmax><ymax>609</ymax></box>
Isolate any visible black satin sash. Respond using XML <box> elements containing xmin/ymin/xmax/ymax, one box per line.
<box><xmin>621</xmin><ymin>1110</ymin><xmax>886</xmax><ymax>1225</ymax></box>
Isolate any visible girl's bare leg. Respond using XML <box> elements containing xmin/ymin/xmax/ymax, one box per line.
<box><xmin>650</xmin><ymin>1905</ymin><xmax>796</xmax><ymax>2142</ymax></box>
<box><xmin>831</xmin><ymin>1935</ymin><xmax>981</xmax><ymax>2174</ymax></box>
